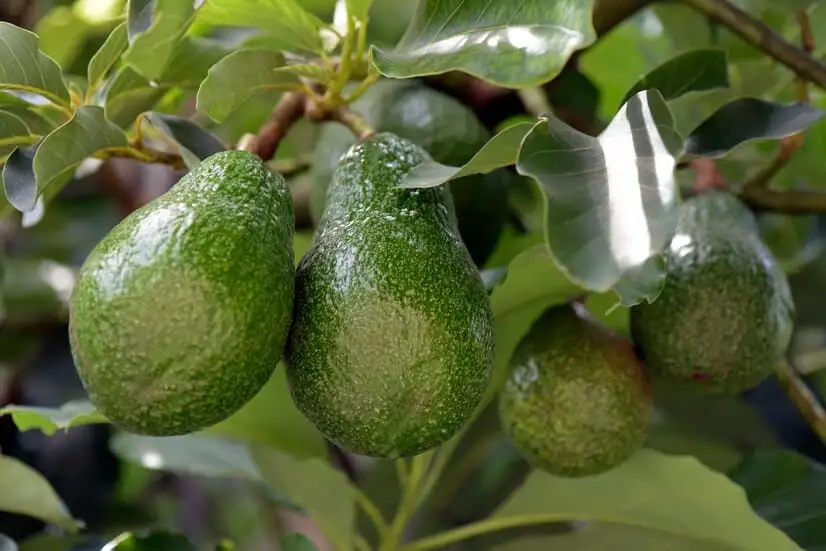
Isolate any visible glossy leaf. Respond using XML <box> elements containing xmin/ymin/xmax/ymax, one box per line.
<box><xmin>0</xmin><ymin>401</ymin><xmax>108</xmax><ymax>436</ymax></box>
<box><xmin>128</xmin><ymin>0</ymin><xmax>155</xmax><ymax>40</ymax></box>
<box><xmin>516</xmin><ymin>89</ymin><xmax>682</xmax><ymax>306</ymax></box>
<box><xmin>0</xmin><ymin>111</ymin><xmax>39</xmax><ymax>157</ymax></box>
<box><xmin>621</xmin><ymin>48</ymin><xmax>730</xmax><ymax>106</ymax></box>
<box><xmin>279</xmin><ymin>534</ymin><xmax>319</xmax><ymax>551</ymax></box>
<box><xmin>87</xmin><ymin>22</ymin><xmax>129</xmax><ymax>94</ymax></box>
<box><xmin>2</xmin><ymin>147</ymin><xmax>38</xmax><ymax>213</ymax></box>
<box><xmin>370</xmin><ymin>0</ymin><xmax>596</xmax><ymax>87</ymax></box>
<box><xmin>196</xmin><ymin>0</ymin><xmax>326</xmax><ymax>54</ymax></box>
<box><xmin>486</xmin><ymin>450</ymin><xmax>801</xmax><ymax>551</ymax></box>
<box><xmin>196</xmin><ymin>49</ymin><xmax>302</xmax><ymax>123</ymax></box>
<box><xmin>141</xmin><ymin>112</ymin><xmax>225</xmax><ymax>169</ymax></box>
<box><xmin>0</xmin><ymin>22</ymin><xmax>70</xmax><ymax>109</ymax></box>
<box><xmin>399</xmin><ymin>121</ymin><xmax>538</xmax><ymax>189</ymax></box>
<box><xmin>123</xmin><ymin>0</ymin><xmax>196</xmax><ymax>80</ymax></box>
<box><xmin>0</xmin><ymin>535</ymin><xmax>15</xmax><ymax>551</ymax></box>
<box><xmin>0</xmin><ymin>455</ymin><xmax>80</xmax><ymax>532</ymax></box>
<box><xmin>685</xmin><ymin>99</ymin><xmax>826</xmax><ymax>158</ymax></box>
<box><xmin>101</xmin><ymin>531</ymin><xmax>198</xmax><ymax>551</ymax></box>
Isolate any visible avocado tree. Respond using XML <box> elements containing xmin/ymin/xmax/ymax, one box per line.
<box><xmin>2</xmin><ymin>0</ymin><xmax>826</xmax><ymax>550</ymax></box>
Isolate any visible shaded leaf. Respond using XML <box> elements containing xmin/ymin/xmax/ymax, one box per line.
<box><xmin>0</xmin><ymin>401</ymin><xmax>108</xmax><ymax>436</ymax></box>
<box><xmin>685</xmin><ymin>98</ymin><xmax>826</xmax><ymax>158</ymax></box>
<box><xmin>128</xmin><ymin>0</ymin><xmax>156</xmax><ymax>41</ymax></box>
<box><xmin>87</xmin><ymin>22</ymin><xmax>129</xmax><ymax>94</ymax></box>
<box><xmin>101</xmin><ymin>531</ymin><xmax>198</xmax><ymax>551</ymax></box>
<box><xmin>0</xmin><ymin>111</ymin><xmax>38</xmax><ymax>156</ymax></box>
<box><xmin>621</xmin><ymin>48</ymin><xmax>730</xmax><ymax>106</ymax></box>
<box><xmin>399</xmin><ymin>121</ymin><xmax>538</xmax><ymax>189</ymax></box>
<box><xmin>142</xmin><ymin>112</ymin><xmax>225</xmax><ymax>168</ymax></box>
<box><xmin>123</xmin><ymin>0</ymin><xmax>197</xmax><ymax>81</ymax></box>
<box><xmin>370</xmin><ymin>0</ymin><xmax>596</xmax><ymax>88</ymax></box>
<box><xmin>279</xmin><ymin>534</ymin><xmax>319</xmax><ymax>551</ymax></box>
<box><xmin>0</xmin><ymin>455</ymin><xmax>80</xmax><ymax>532</ymax></box>
<box><xmin>273</xmin><ymin>64</ymin><xmax>332</xmax><ymax>82</ymax></box>
<box><xmin>516</xmin><ymin>89</ymin><xmax>682</xmax><ymax>306</ymax></box>
<box><xmin>196</xmin><ymin>48</ymin><xmax>301</xmax><ymax>123</ymax></box>
<box><xmin>2</xmin><ymin>146</ymin><xmax>38</xmax><ymax>212</ymax></box>
<box><xmin>0</xmin><ymin>534</ymin><xmax>15</xmax><ymax>551</ymax></box>
<box><xmin>0</xmin><ymin>23</ymin><xmax>70</xmax><ymax>108</ymax></box>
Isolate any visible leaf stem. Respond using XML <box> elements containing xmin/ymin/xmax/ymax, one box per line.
<box><xmin>354</xmin><ymin>15</ymin><xmax>369</xmax><ymax>68</ymax></box>
<box><xmin>774</xmin><ymin>360</ymin><xmax>826</xmax><ymax>446</ymax></box>
<box><xmin>326</xmin><ymin>106</ymin><xmax>376</xmax><ymax>141</ymax></box>
<box><xmin>381</xmin><ymin>453</ymin><xmax>433</xmax><ymax>551</ymax></box>
<box><xmin>353</xmin><ymin>485</ymin><xmax>389</xmax><ymax>535</ymax></box>
<box><xmin>343</xmin><ymin>71</ymin><xmax>379</xmax><ymax>105</ymax></box>
<box><xmin>401</xmin><ymin>514</ymin><xmax>567</xmax><ymax>551</ymax></box>
<box><xmin>93</xmin><ymin>146</ymin><xmax>185</xmax><ymax>169</ymax></box>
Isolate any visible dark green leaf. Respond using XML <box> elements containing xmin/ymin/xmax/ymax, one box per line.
<box><xmin>103</xmin><ymin>66</ymin><xmax>168</xmax><ymax>128</ymax></box>
<box><xmin>142</xmin><ymin>112</ymin><xmax>225</xmax><ymax>169</ymax></box>
<box><xmin>1</xmin><ymin>106</ymin><xmax>59</xmax><ymax>136</ymax></box>
<box><xmin>0</xmin><ymin>111</ymin><xmax>39</xmax><ymax>156</ymax></box>
<box><xmin>123</xmin><ymin>0</ymin><xmax>197</xmax><ymax>81</ymax></box>
<box><xmin>87</xmin><ymin>22</ymin><xmax>129</xmax><ymax>94</ymax></box>
<box><xmin>621</xmin><ymin>48</ymin><xmax>729</xmax><ymax>106</ymax></box>
<box><xmin>159</xmin><ymin>36</ymin><xmax>233</xmax><ymax>88</ymax></box>
<box><xmin>3</xmin><ymin>146</ymin><xmax>38</xmax><ymax>212</ymax></box>
<box><xmin>0</xmin><ymin>455</ymin><xmax>80</xmax><ymax>532</ymax></box>
<box><xmin>0</xmin><ymin>401</ymin><xmax>108</xmax><ymax>435</ymax></box>
<box><xmin>0</xmin><ymin>534</ymin><xmax>15</xmax><ymax>551</ymax></box>
<box><xmin>0</xmin><ymin>23</ymin><xmax>70</xmax><ymax>109</ymax></box>
<box><xmin>516</xmin><ymin>89</ymin><xmax>682</xmax><ymax>306</ymax></box>
<box><xmin>399</xmin><ymin>121</ymin><xmax>537</xmax><ymax>189</ymax></box>
<box><xmin>101</xmin><ymin>531</ymin><xmax>197</xmax><ymax>551</ymax></box>
<box><xmin>279</xmin><ymin>534</ymin><xmax>319</xmax><ymax>551</ymax></box>
<box><xmin>685</xmin><ymin>99</ymin><xmax>826</xmax><ymax>158</ymax></box>
<box><xmin>196</xmin><ymin>49</ymin><xmax>301</xmax><ymax>123</ymax></box>
<box><xmin>370</xmin><ymin>0</ymin><xmax>596</xmax><ymax>88</ymax></box>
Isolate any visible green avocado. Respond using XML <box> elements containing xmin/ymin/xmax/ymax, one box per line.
<box><xmin>630</xmin><ymin>191</ymin><xmax>795</xmax><ymax>395</ymax></box>
<box><xmin>286</xmin><ymin>132</ymin><xmax>495</xmax><ymax>458</ymax></box>
<box><xmin>68</xmin><ymin>151</ymin><xmax>295</xmax><ymax>436</ymax></box>
<box><xmin>498</xmin><ymin>303</ymin><xmax>652</xmax><ymax>477</ymax></box>
<box><xmin>309</xmin><ymin>80</ymin><xmax>510</xmax><ymax>267</ymax></box>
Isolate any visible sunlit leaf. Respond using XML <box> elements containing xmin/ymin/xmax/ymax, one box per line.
<box><xmin>0</xmin><ymin>455</ymin><xmax>80</xmax><ymax>532</ymax></box>
<box><xmin>123</xmin><ymin>0</ymin><xmax>196</xmax><ymax>80</ymax></box>
<box><xmin>87</xmin><ymin>22</ymin><xmax>129</xmax><ymax>94</ymax></box>
<box><xmin>141</xmin><ymin>112</ymin><xmax>225</xmax><ymax>169</ymax></box>
<box><xmin>516</xmin><ymin>89</ymin><xmax>682</xmax><ymax>306</ymax></box>
<box><xmin>0</xmin><ymin>22</ymin><xmax>70</xmax><ymax>109</ymax></box>
<box><xmin>33</xmin><ymin>6</ymin><xmax>91</xmax><ymax>70</ymax></box>
<box><xmin>371</xmin><ymin>0</ymin><xmax>597</xmax><ymax>87</ymax></box>
<box><xmin>0</xmin><ymin>401</ymin><xmax>108</xmax><ymax>435</ymax></box>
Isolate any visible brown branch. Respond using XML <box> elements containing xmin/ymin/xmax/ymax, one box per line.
<box><xmin>325</xmin><ymin>107</ymin><xmax>375</xmax><ymax>141</ymax></box>
<box><xmin>248</xmin><ymin>92</ymin><xmax>308</xmax><ymax>161</ymax></box>
<box><xmin>774</xmin><ymin>360</ymin><xmax>826</xmax><ymax>447</ymax></box>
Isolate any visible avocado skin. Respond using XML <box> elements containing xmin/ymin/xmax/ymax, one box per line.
<box><xmin>310</xmin><ymin>81</ymin><xmax>509</xmax><ymax>267</ymax></box>
<box><xmin>499</xmin><ymin>304</ymin><xmax>651</xmax><ymax>477</ymax></box>
<box><xmin>286</xmin><ymin>133</ymin><xmax>495</xmax><ymax>458</ymax></box>
<box><xmin>68</xmin><ymin>150</ymin><xmax>295</xmax><ymax>436</ymax></box>
<box><xmin>630</xmin><ymin>192</ymin><xmax>794</xmax><ymax>395</ymax></box>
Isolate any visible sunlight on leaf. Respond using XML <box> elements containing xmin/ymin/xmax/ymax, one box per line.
<box><xmin>0</xmin><ymin>22</ymin><xmax>70</xmax><ymax>109</ymax></box>
<box><xmin>0</xmin><ymin>400</ymin><xmax>108</xmax><ymax>435</ymax></box>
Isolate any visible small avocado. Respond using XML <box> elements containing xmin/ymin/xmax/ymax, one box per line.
<box><xmin>309</xmin><ymin>80</ymin><xmax>510</xmax><ymax>267</ymax></box>
<box><xmin>286</xmin><ymin>133</ymin><xmax>495</xmax><ymax>458</ymax></box>
<box><xmin>630</xmin><ymin>191</ymin><xmax>794</xmax><ymax>395</ymax></box>
<box><xmin>68</xmin><ymin>151</ymin><xmax>295</xmax><ymax>436</ymax></box>
<box><xmin>498</xmin><ymin>303</ymin><xmax>652</xmax><ymax>477</ymax></box>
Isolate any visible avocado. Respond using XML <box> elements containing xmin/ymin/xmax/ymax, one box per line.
<box><xmin>309</xmin><ymin>80</ymin><xmax>510</xmax><ymax>267</ymax></box>
<box><xmin>68</xmin><ymin>151</ymin><xmax>295</xmax><ymax>436</ymax></box>
<box><xmin>498</xmin><ymin>303</ymin><xmax>652</xmax><ymax>477</ymax></box>
<box><xmin>286</xmin><ymin>133</ymin><xmax>495</xmax><ymax>458</ymax></box>
<box><xmin>630</xmin><ymin>191</ymin><xmax>794</xmax><ymax>395</ymax></box>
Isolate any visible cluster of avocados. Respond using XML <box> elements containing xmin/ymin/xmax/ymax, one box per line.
<box><xmin>66</xmin><ymin>80</ymin><xmax>795</xmax><ymax>478</ymax></box>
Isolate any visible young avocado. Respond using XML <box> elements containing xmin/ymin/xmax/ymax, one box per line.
<box><xmin>286</xmin><ymin>133</ymin><xmax>495</xmax><ymax>459</ymax></box>
<box><xmin>630</xmin><ymin>191</ymin><xmax>795</xmax><ymax>395</ymax></box>
<box><xmin>498</xmin><ymin>303</ymin><xmax>652</xmax><ymax>477</ymax></box>
<box><xmin>68</xmin><ymin>151</ymin><xmax>295</xmax><ymax>436</ymax></box>
<box><xmin>309</xmin><ymin>80</ymin><xmax>510</xmax><ymax>267</ymax></box>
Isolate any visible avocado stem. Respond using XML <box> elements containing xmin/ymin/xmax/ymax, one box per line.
<box><xmin>774</xmin><ymin>360</ymin><xmax>826</xmax><ymax>446</ymax></box>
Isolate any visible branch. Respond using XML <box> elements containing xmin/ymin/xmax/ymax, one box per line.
<box><xmin>738</xmin><ymin>186</ymin><xmax>826</xmax><ymax>214</ymax></box>
<box><xmin>682</xmin><ymin>0</ymin><xmax>826</xmax><ymax>90</ymax></box>
<box><xmin>247</xmin><ymin>92</ymin><xmax>308</xmax><ymax>161</ymax></box>
<box><xmin>774</xmin><ymin>360</ymin><xmax>826</xmax><ymax>447</ymax></box>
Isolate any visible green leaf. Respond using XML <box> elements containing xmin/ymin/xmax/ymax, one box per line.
<box><xmin>621</xmin><ymin>48</ymin><xmax>730</xmax><ymax>106</ymax></box>
<box><xmin>0</xmin><ymin>534</ymin><xmax>15</xmax><ymax>551</ymax></box>
<box><xmin>33</xmin><ymin>6</ymin><xmax>91</xmax><ymax>70</ymax></box>
<box><xmin>370</xmin><ymin>0</ymin><xmax>597</xmax><ymax>88</ymax></box>
<box><xmin>729</xmin><ymin>450</ymin><xmax>826</xmax><ymax>550</ymax></box>
<box><xmin>196</xmin><ymin>48</ymin><xmax>302</xmax><ymax>123</ymax></box>
<box><xmin>100</xmin><ymin>531</ymin><xmax>198</xmax><ymax>551</ymax></box>
<box><xmin>0</xmin><ymin>401</ymin><xmax>108</xmax><ymax>435</ymax></box>
<box><xmin>196</xmin><ymin>0</ymin><xmax>326</xmax><ymax>54</ymax></box>
<box><xmin>141</xmin><ymin>112</ymin><xmax>225</xmax><ymax>169</ymax></box>
<box><xmin>3</xmin><ymin>147</ymin><xmax>38</xmax><ymax>213</ymax></box>
<box><xmin>87</xmin><ymin>22</ymin><xmax>129</xmax><ymax>94</ymax></box>
<box><xmin>486</xmin><ymin>450</ymin><xmax>802</xmax><ymax>551</ymax></box>
<box><xmin>516</xmin><ymin>89</ymin><xmax>682</xmax><ymax>306</ymax></box>
<box><xmin>0</xmin><ymin>455</ymin><xmax>80</xmax><ymax>532</ymax></box>
<box><xmin>279</xmin><ymin>534</ymin><xmax>319</xmax><ymax>551</ymax></box>
<box><xmin>0</xmin><ymin>23</ymin><xmax>70</xmax><ymax>109</ymax></box>
<box><xmin>399</xmin><ymin>121</ymin><xmax>537</xmax><ymax>189</ymax></box>
<box><xmin>123</xmin><ymin>0</ymin><xmax>196</xmax><ymax>81</ymax></box>
<box><xmin>0</xmin><ymin>111</ymin><xmax>39</xmax><ymax>155</ymax></box>
<box><xmin>252</xmin><ymin>445</ymin><xmax>355</xmax><ymax>550</ymax></box>
<box><xmin>103</xmin><ymin>66</ymin><xmax>168</xmax><ymax>128</ymax></box>
<box><xmin>685</xmin><ymin>99</ymin><xmax>826</xmax><ymax>158</ymax></box>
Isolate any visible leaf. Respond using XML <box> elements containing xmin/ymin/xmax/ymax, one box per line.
<box><xmin>399</xmin><ymin>121</ymin><xmax>537</xmax><ymax>189</ymax></box>
<box><xmin>685</xmin><ymin>98</ymin><xmax>826</xmax><ymax>158</ymax></box>
<box><xmin>486</xmin><ymin>449</ymin><xmax>801</xmax><ymax>551</ymax></box>
<box><xmin>729</xmin><ymin>450</ymin><xmax>826</xmax><ymax>550</ymax></box>
<box><xmin>103</xmin><ymin>67</ymin><xmax>168</xmax><ymax>128</ymax></box>
<box><xmin>2</xmin><ymin>146</ymin><xmax>38</xmax><ymax>213</ymax></box>
<box><xmin>87</xmin><ymin>22</ymin><xmax>129</xmax><ymax>94</ymax></box>
<box><xmin>141</xmin><ymin>112</ymin><xmax>225</xmax><ymax>169</ymax></box>
<box><xmin>196</xmin><ymin>0</ymin><xmax>326</xmax><ymax>54</ymax></box>
<box><xmin>370</xmin><ymin>0</ymin><xmax>597</xmax><ymax>88</ymax></box>
<box><xmin>279</xmin><ymin>534</ymin><xmax>319</xmax><ymax>551</ymax></box>
<box><xmin>252</xmin><ymin>445</ymin><xmax>355</xmax><ymax>550</ymax></box>
<box><xmin>196</xmin><ymin>48</ymin><xmax>302</xmax><ymax>123</ymax></box>
<box><xmin>0</xmin><ymin>455</ymin><xmax>80</xmax><ymax>532</ymax></box>
<box><xmin>32</xmin><ymin>6</ymin><xmax>91</xmax><ymax>70</ymax></box>
<box><xmin>0</xmin><ymin>401</ymin><xmax>108</xmax><ymax>436</ymax></box>
<box><xmin>101</xmin><ymin>531</ymin><xmax>198</xmax><ymax>551</ymax></box>
<box><xmin>0</xmin><ymin>23</ymin><xmax>70</xmax><ymax>108</ymax></box>
<box><xmin>516</xmin><ymin>89</ymin><xmax>682</xmax><ymax>306</ymax></box>
<box><xmin>621</xmin><ymin>48</ymin><xmax>730</xmax><ymax>106</ymax></box>
<box><xmin>128</xmin><ymin>0</ymin><xmax>155</xmax><ymax>40</ymax></box>
<box><xmin>123</xmin><ymin>0</ymin><xmax>196</xmax><ymax>81</ymax></box>
<box><xmin>0</xmin><ymin>535</ymin><xmax>15</xmax><ymax>551</ymax></box>
<box><xmin>0</xmin><ymin>111</ymin><xmax>38</xmax><ymax>155</ymax></box>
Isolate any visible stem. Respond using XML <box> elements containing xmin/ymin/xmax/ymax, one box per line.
<box><xmin>328</xmin><ymin>12</ymin><xmax>357</xmax><ymax>102</ymax></box>
<box><xmin>414</xmin><ymin>436</ymin><xmax>462</xmax><ymax>510</ymax></box>
<box><xmin>327</xmin><ymin>107</ymin><xmax>376</xmax><ymax>141</ymax></box>
<box><xmin>774</xmin><ymin>360</ymin><xmax>826</xmax><ymax>446</ymax></box>
<box><xmin>354</xmin><ymin>15</ymin><xmax>369</xmax><ymax>67</ymax></box>
<box><xmin>250</xmin><ymin>92</ymin><xmax>307</xmax><ymax>161</ymax></box>
<box><xmin>681</xmin><ymin>0</ymin><xmax>826</xmax><ymax>90</ymax></box>
<box><xmin>737</xmin><ymin>186</ymin><xmax>826</xmax><ymax>214</ymax></box>
<box><xmin>381</xmin><ymin>453</ymin><xmax>433</xmax><ymax>551</ymax></box>
<box><xmin>343</xmin><ymin>71</ymin><xmax>379</xmax><ymax>105</ymax></box>
<box><xmin>93</xmin><ymin>146</ymin><xmax>185</xmax><ymax>168</ymax></box>
<box><xmin>402</xmin><ymin>514</ymin><xmax>568</xmax><ymax>551</ymax></box>
<box><xmin>354</xmin><ymin>485</ymin><xmax>389</xmax><ymax>535</ymax></box>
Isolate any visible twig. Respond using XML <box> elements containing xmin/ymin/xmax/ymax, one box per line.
<box><xmin>682</xmin><ymin>0</ymin><xmax>826</xmax><ymax>90</ymax></box>
<box><xmin>738</xmin><ymin>186</ymin><xmax>826</xmax><ymax>214</ymax></box>
<box><xmin>774</xmin><ymin>360</ymin><xmax>826</xmax><ymax>446</ymax></box>
<box><xmin>324</xmin><ymin>107</ymin><xmax>375</xmax><ymax>141</ymax></box>
<box><xmin>249</xmin><ymin>92</ymin><xmax>308</xmax><ymax>161</ymax></box>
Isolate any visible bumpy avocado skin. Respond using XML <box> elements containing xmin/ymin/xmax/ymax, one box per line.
<box><xmin>310</xmin><ymin>81</ymin><xmax>509</xmax><ymax>266</ymax></box>
<box><xmin>68</xmin><ymin>151</ymin><xmax>295</xmax><ymax>436</ymax></box>
<box><xmin>630</xmin><ymin>192</ymin><xmax>794</xmax><ymax>395</ymax></box>
<box><xmin>499</xmin><ymin>304</ymin><xmax>652</xmax><ymax>477</ymax></box>
<box><xmin>286</xmin><ymin>133</ymin><xmax>495</xmax><ymax>459</ymax></box>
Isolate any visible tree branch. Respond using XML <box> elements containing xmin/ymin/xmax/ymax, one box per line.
<box><xmin>774</xmin><ymin>360</ymin><xmax>826</xmax><ymax>447</ymax></box>
<box><xmin>682</xmin><ymin>0</ymin><xmax>826</xmax><ymax>90</ymax></box>
<box><xmin>248</xmin><ymin>92</ymin><xmax>308</xmax><ymax>161</ymax></box>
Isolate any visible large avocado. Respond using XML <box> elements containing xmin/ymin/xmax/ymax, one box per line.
<box><xmin>68</xmin><ymin>151</ymin><xmax>295</xmax><ymax>436</ymax></box>
<box><xmin>286</xmin><ymin>133</ymin><xmax>495</xmax><ymax>458</ymax></box>
<box><xmin>630</xmin><ymin>191</ymin><xmax>795</xmax><ymax>395</ymax></box>
<box><xmin>310</xmin><ymin>80</ymin><xmax>510</xmax><ymax>267</ymax></box>
<box><xmin>498</xmin><ymin>303</ymin><xmax>652</xmax><ymax>477</ymax></box>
